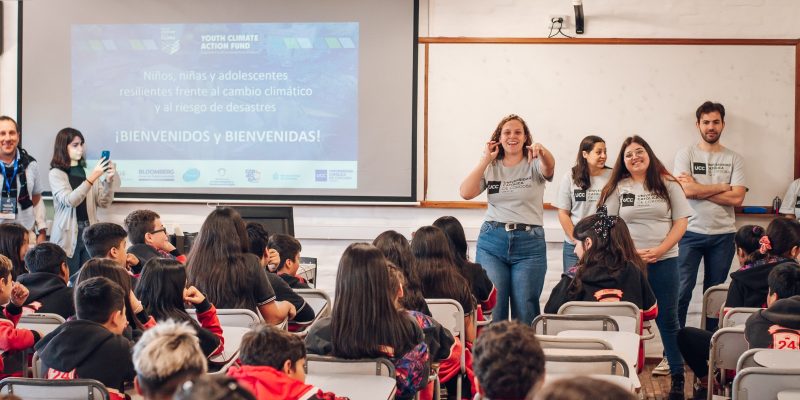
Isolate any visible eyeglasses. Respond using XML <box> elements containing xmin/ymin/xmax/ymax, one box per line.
<box><xmin>624</xmin><ymin>148</ymin><xmax>646</xmax><ymax>159</ymax></box>
<box><xmin>149</xmin><ymin>227</ymin><xmax>167</xmax><ymax>235</ymax></box>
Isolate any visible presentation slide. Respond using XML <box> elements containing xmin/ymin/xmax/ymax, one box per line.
<box><xmin>72</xmin><ymin>23</ymin><xmax>358</xmax><ymax>189</ymax></box>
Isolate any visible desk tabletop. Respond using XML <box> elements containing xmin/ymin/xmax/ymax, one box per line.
<box><xmin>306</xmin><ymin>373</ymin><xmax>396</xmax><ymax>400</ymax></box>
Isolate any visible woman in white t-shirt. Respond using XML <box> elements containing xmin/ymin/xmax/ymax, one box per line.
<box><xmin>598</xmin><ymin>135</ymin><xmax>692</xmax><ymax>398</ymax></box>
<box><xmin>555</xmin><ymin>135</ymin><xmax>611</xmax><ymax>272</ymax></box>
<box><xmin>779</xmin><ymin>178</ymin><xmax>800</xmax><ymax>221</ymax></box>
<box><xmin>459</xmin><ymin>114</ymin><xmax>555</xmax><ymax>324</ymax></box>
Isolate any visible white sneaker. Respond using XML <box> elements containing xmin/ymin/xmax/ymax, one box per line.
<box><xmin>652</xmin><ymin>358</ymin><xmax>670</xmax><ymax>376</ymax></box>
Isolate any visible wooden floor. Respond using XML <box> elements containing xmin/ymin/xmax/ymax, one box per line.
<box><xmin>640</xmin><ymin>358</ymin><xmax>696</xmax><ymax>400</ymax></box>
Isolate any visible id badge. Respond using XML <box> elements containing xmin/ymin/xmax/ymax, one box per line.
<box><xmin>0</xmin><ymin>197</ymin><xmax>17</xmax><ymax>220</ymax></box>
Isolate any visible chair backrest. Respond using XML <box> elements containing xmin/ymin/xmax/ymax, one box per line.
<box><xmin>31</xmin><ymin>352</ymin><xmax>42</xmax><ymax>379</ymax></box>
<box><xmin>557</xmin><ymin>301</ymin><xmax>640</xmax><ymax>334</ymax></box>
<box><xmin>187</xmin><ymin>308</ymin><xmax>262</xmax><ymax>329</ymax></box>
<box><xmin>295</xmin><ymin>289</ymin><xmax>332</xmax><ymax>320</ymax></box>
<box><xmin>0</xmin><ymin>377</ymin><xmax>110</xmax><ymax>399</ymax></box>
<box><xmin>426</xmin><ymin>299</ymin><xmax>465</xmax><ymax>340</ymax></box>
<box><xmin>298</xmin><ymin>257</ymin><xmax>318</xmax><ymax>288</ymax></box>
<box><xmin>732</xmin><ymin>367</ymin><xmax>800</xmax><ymax>400</ymax></box>
<box><xmin>532</xmin><ymin>314</ymin><xmax>619</xmax><ymax>336</ymax></box>
<box><xmin>305</xmin><ymin>354</ymin><xmax>395</xmax><ymax>377</ymax></box>
<box><xmin>736</xmin><ymin>348</ymin><xmax>800</xmax><ymax>372</ymax></box>
<box><xmin>18</xmin><ymin>313</ymin><xmax>66</xmax><ymax>337</ymax></box>
<box><xmin>543</xmin><ymin>349</ymin><xmax>630</xmax><ymax>377</ymax></box>
<box><xmin>701</xmin><ymin>283</ymin><xmax>730</xmax><ymax>330</ymax></box>
<box><xmin>536</xmin><ymin>335</ymin><xmax>613</xmax><ymax>351</ymax></box>
<box><xmin>710</xmin><ymin>327</ymin><xmax>748</xmax><ymax>371</ymax></box>
<box><xmin>722</xmin><ymin>307</ymin><xmax>761</xmax><ymax>328</ymax></box>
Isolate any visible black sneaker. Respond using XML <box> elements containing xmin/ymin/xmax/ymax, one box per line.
<box><xmin>692</xmin><ymin>383</ymin><xmax>708</xmax><ymax>400</ymax></box>
<box><xmin>669</xmin><ymin>373</ymin><xmax>685</xmax><ymax>400</ymax></box>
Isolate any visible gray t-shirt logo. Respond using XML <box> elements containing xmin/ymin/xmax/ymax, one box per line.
<box><xmin>487</xmin><ymin>181</ymin><xmax>501</xmax><ymax>194</ymax></box>
<box><xmin>692</xmin><ymin>162</ymin><xmax>707</xmax><ymax>175</ymax></box>
<box><xmin>574</xmin><ymin>189</ymin><xmax>587</xmax><ymax>202</ymax></box>
<box><xmin>621</xmin><ymin>193</ymin><xmax>636</xmax><ymax>207</ymax></box>
<box><xmin>795</xmin><ymin>196</ymin><xmax>800</xmax><ymax>208</ymax></box>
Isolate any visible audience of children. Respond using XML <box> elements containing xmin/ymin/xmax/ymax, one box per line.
<box><xmin>0</xmin><ymin>254</ymin><xmax>40</xmax><ymax>378</ymax></box>
<box><xmin>124</xmin><ymin>209</ymin><xmax>187</xmax><ymax>272</ymax></box>
<box><xmin>132</xmin><ymin>320</ymin><xmax>208</xmax><ymax>400</ymax></box>
<box><xmin>472</xmin><ymin>320</ymin><xmax>544</xmax><ymax>400</ymax></box>
<box><xmin>373</xmin><ymin>230</ymin><xmax>431</xmax><ymax>315</ymax></box>
<box><xmin>0</xmin><ymin>223</ymin><xmax>29</xmax><ymax>279</ymax></box>
<box><xmin>18</xmin><ymin>242</ymin><xmax>74</xmax><ymax>318</ymax></box>
<box><xmin>134</xmin><ymin>258</ymin><xmax>224</xmax><ymax>358</ymax></box>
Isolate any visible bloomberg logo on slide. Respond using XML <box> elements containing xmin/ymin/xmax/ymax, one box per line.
<box><xmin>315</xmin><ymin>170</ymin><xmax>328</xmax><ymax>182</ymax></box>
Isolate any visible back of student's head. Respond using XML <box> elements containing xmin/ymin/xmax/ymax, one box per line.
<box><xmin>332</xmin><ymin>243</ymin><xmax>418</xmax><ymax>359</ymax></box>
<box><xmin>75</xmin><ymin>276</ymin><xmax>125</xmax><ymax>323</ymax></box>
<box><xmin>534</xmin><ymin>377</ymin><xmax>637</xmax><ymax>400</ymax></box>
<box><xmin>473</xmin><ymin>320</ymin><xmax>544</xmax><ymax>399</ymax></box>
<box><xmin>267</xmin><ymin>234</ymin><xmax>302</xmax><ymax>271</ymax></box>
<box><xmin>0</xmin><ymin>223</ymin><xmax>29</xmax><ymax>279</ymax></box>
<box><xmin>736</xmin><ymin>225</ymin><xmax>767</xmax><ymax>262</ymax></box>
<box><xmin>83</xmin><ymin>222</ymin><xmax>128</xmax><ymax>258</ymax></box>
<box><xmin>244</xmin><ymin>222</ymin><xmax>269</xmax><ymax>257</ymax></box>
<box><xmin>173</xmin><ymin>375</ymin><xmax>256</xmax><ymax>400</ymax></box>
<box><xmin>124</xmin><ymin>209</ymin><xmax>161</xmax><ymax>245</ymax></box>
<box><xmin>432</xmin><ymin>216</ymin><xmax>469</xmax><ymax>265</ymax></box>
<box><xmin>410</xmin><ymin>225</ymin><xmax>474</xmax><ymax>311</ymax></box>
<box><xmin>768</xmin><ymin>262</ymin><xmax>800</xmax><ymax>300</ymax></box>
<box><xmin>133</xmin><ymin>320</ymin><xmax>207</xmax><ymax>399</ymax></box>
<box><xmin>24</xmin><ymin>242</ymin><xmax>67</xmax><ymax>275</ymax></box>
<box><xmin>239</xmin><ymin>324</ymin><xmax>306</xmax><ymax>369</ymax></box>
<box><xmin>135</xmin><ymin>258</ymin><xmax>192</xmax><ymax>324</ymax></box>
<box><xmin>77</xmin><ymin>258</ymin><xmax>143</xmax><ymax>330</ymax></box>
<box><xmin>373</xmin><ymin>231</ymin><xmax>428</xmax><ymax>313</ymax></box>
<box><xmin>763</xmin><ymin>218</ymin><xmax>800</xmax><ymax>259</ymax></box>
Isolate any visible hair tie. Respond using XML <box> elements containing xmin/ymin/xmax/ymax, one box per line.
<box><xmin>758</xmin><ymin>235</ymin><xmax>772</xmax><ymax>254</ymax></box>
<box><xmin>593</xmin><ymin>205</ymin><xmax>617</xmax><ymax>240</ymax></box>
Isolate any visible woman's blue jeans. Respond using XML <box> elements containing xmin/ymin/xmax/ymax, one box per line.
<box><xmin>649</xmin><ymin>257</ymin><xmax>685</xmax><ymax>376</ymax></box>
<box><xmin>476</xmin><ymin>221</ymin><xmax>548</xmax><ymax>325</ymax></box>
<box><xmin>562</xmin><ymin>240</ymin><xmax>579</xmax><ymax>272</ymax></box>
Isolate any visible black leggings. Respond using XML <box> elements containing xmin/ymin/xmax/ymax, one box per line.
<box><xmin>677</xmin><ymin>327</ymin><xmax>713</xmax><ymax>379</ymax></box>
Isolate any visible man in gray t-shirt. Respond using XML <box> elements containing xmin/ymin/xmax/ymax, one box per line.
<box><xmin>674</xmin><ymin>101</ymin><xmax>747</xmax><ymax>329</ymax></box>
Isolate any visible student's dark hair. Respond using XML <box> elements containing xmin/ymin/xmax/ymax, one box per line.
<box><xmin>124</xmin><ymin>209</ymin><xmax>160</xmax><ymax>245</ymax></box>
<box><xmin>768</xmin><ymin>263</ymin><xmax>800</xmax><ymax>300</ymax></box>
<box><xmin>331</xmin><ymin>243</ymin><xmax>420</xmax><ymax>359</ymax></box>
<box><xmin>239</xmin><ymin>324</ymin><xmax>306</xmax><ymax>369</ymax></box>
<box><xmin>735</xmin><ymin>224</ymin><xmax>767</xmax><ymax>263</ymax></box>
<box><xmin>411</xmin><ymin>226</ymin><xmax>475</xmax><ymax>313</ymax></box>
<box><xmin>82</xmin><ymin>222</ymin><xmax>128</xmax><ymax>258</ymax></box>
<box><xmin>76</xmin><ymin>258</ymin><xmax>144</xmax><ymax>330</ymax></box>
<box><xmin>244</xmin><ymin>222</ymin><xmax>269</xmax><ymax>257</ymax></box>
<box><xmin>74</xmin><ymin>276</ymin><xmax>125</xmax><ymax>324</ymax></box>
<box><xmin>267</xmin><ymin>233</ymin><xmax>302</xmax><ymax>271</ymax></box>
<box><xmin>135</xmin><ymin>258</ymin><xmax>201</xmax><ymax>331</ymax></box>
<box><xmin>473</xmin><ymin>320</ymin><xmax>545</xmax><ymax>399</ymax></box>
<box><xmin>599</xmin><ymin>135</ymin><xmax>679</xmax><ymax>209</ymax></box>
<box><xmin>761</xmin><ymin>218</ymin><xmax>800</xmax><ymax>259</ymax></box>
<box><xmin>24</xmin><ymin>242</ymin><xmax>67</xmax><ymax>275</ymax></box>
<box><xmin>489</xmin><ymin>114</ymin><xmax>533</xmax><ymax>161</ymax></box>
<box><xmin>0</xmin><ymin>255</ymin><xmax>13</xmax><ymax>282</ymax></box>
<box><xmin>571</xmin><ymin>135</ymin><xmax>607</xmax><ymax>190</ymax></box>
<box><xmin>0</xmin><ymin>223</ymin><xmax>29</xmax><ymax>279</ymax></box>
<box><xmin>696</xmin><ymin>101</ymin><xmax>726</xmax><ymax>123</ymax></box>
<box><xmin>373</xmin><ymin>230</ymin><xmax>429</xmax><ymax>314</ymax></box>
<box><xmin>534</xmin><ymin>376</ymin><xmax>638</xmax><ymax>400</ymax></box>
<box><xmin>187</xmin><ymin>207</ymin><xmax>257</xmax><ymax>310</ymax></box>
<box><xmin>173</xmin><ymin>375</ymin><xmax>256</xmax><ymax>400</ymax></box>
<box><xmin>50</xmin><ymin>127</ymin><xmax>86</xmax><ymax>170</ymax></box>
<box><xmin>570</xmin><ymin>211</ymin><xmax>645</xmax><ymax>295</ymax></box>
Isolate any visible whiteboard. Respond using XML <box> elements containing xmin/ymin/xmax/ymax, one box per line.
<box><xmin>425</xmin><ymin>43</ymin><xmax>796</xmax><ymax>206</ymax></box>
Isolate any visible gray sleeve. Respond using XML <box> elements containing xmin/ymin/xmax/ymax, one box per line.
<box><xmin>780</xmin><ymin>179</ymin><xmax>800</xmax><ymax>214</ymax></box>
<box><xmin>668</xmin><ymin>180</ymin><xmax>693</xmax><ymax>220</ymax></box>
<box><xmin>530</xmin><ymin>157</ymin><xmax>547</xmax><ymax>183</ymax></box>
<box><xmin>555</xmin><ymin>172</ymin><xmax>573</xmax><ymax>210</ymax></box>
<box><xmin>603</xmin><ymin>187</ymin><xmax>621</xmax><ymax>216</ymax></box>
<box><xmin>27</xmin><ymin>161</ymin><xmax>43</xmax><ymax>195</ymax></box>
<box><xmin>730</xmin><ymin>152</ymin><xmax>746</xmax><ymax>187</ymax></box>
<box><xmin>672</xmin><ymin>147</ymin><xmax>690</xmax><ymax>176</ymax></box>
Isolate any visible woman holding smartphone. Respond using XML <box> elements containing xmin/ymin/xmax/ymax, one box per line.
<box><xmin>50</xmin><ymin>128</ymin><xmax>119</xmax><ymax>275</ymax></box>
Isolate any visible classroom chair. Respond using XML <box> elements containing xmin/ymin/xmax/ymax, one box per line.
<box><xmin>707</xmin><ymin>327</ymin><xmax>748</xmax><ymax>400</ymax></box>
<box><xmin>732</xmin><ymin>368</ymin><xmax>800</xmax><ymax>400</ymax></box>
<box><xmin>720</xmin><ymin>307</ymin><xmax>761</xmax><ymax>329</ymax></box>
<box><xmin>426</xmin><ymin>298</ymin><xmax>467</xmax><ymax>400</ymax></box>
<box><xmin>0</xmin><ymin>377</ymin><xmax>110</xmax><ymax>399</ymax></box>
<box><xmin>532</xmin><ymin>314</ymin><xmax>619</xmax><ymax>335</ymax></box>
<box><xmin>701</xmin><ymin>283</ymin><xmax>729</xmax><ymax>330</ymax></box>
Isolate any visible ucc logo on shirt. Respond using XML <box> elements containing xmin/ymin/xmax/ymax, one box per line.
<box><xmin>487</xmin><ymin>181</ymin><xmax>501</xmax><ymax>194</ymax></box>
<box><xmin>692</xmin><ymin>162</ymin><xmax>707</xmax><ymax>175</ymax></box>
<box><xmin>574</xmin><ymin>189</ymin><xmax>587</xmax><ymax>202</ymax></box>
<box><xmin>621</xmin><ymin>193</ymin><xmax>636</xmax><ymax>207</ymax></box>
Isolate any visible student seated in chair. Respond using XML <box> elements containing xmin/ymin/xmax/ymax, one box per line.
<box><xmin>73</xmin><ymin>222</ymin><xmax>138</xmax><ymax>285</ymax></box>
<box><xmin>472</xmin><ymin>320</ymin><xmax>545</xmax><ymax>400</ymax></box>
<box><xmin>19</xmin><ymin>242</ymin><xmax>74</xmax><ymax>319</ymax></box>
<box><xmin>124</xmin><ymin>209</ymin><xmax>187</xmax><ymax>273</ymax></box>
<box><xmin>227</xmin><ymin>324</ymin><xmax>346</xmax><ymax>400</ymax></box>
<box><xmin>35</xmin><ymin>277</ymin><xmax>135</xmax><ymax>400</ymax></box>
<box><xmin>0</xmin><ymin>254</ymin><xmax>41</xmax><ymax>378</ymax></box>
<box><xmin>133</xmin><ymin>320</ymin><xmax>208</xmax><ymax>400</ymax></box>
<box><xmin>745</xmin><ymin>262</ymin><xmax>800</xmax><ymax>349</ymax></box>
<box><xmin>267</xmin><ymin>233</ymin><xmax>311</xmax><ymax>289</ymax></box>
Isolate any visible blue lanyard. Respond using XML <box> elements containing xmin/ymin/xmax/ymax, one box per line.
<box><xmin>0</xmin><ymin>155</ymin><xmax>19</xmax><ymax>197</ymax></box>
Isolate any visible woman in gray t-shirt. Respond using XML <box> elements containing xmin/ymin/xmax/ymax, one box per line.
<box><xmin>599</xmin><ymin>135</ymin><xmax>691</xmax><ymax>395</ymax></box>
<box><xmin>555</xmin><ymin>135</ymin><xmax>611</xmax><ymax>272</ymax></box>
<box><xmin>459</xmin><ymin>114</ymin><xmax>555</xmax><ymax>324</ymax></box>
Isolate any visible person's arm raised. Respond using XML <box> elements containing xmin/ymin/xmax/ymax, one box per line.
<box><xmin>459</xmin><ymin>141</ymin><xmax>498</xmax><ymax>200</ymax></box>
<box><xmin>529</xmin><ymin>143</ymin><xmax>555</xmax><ymax>179</ymax></box>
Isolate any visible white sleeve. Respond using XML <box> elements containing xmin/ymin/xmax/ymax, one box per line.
<box><xmin>780</xmin><ymin>179</ymin><xmax>800</xmax><ymax>215</ymax></box>
<box><xmin>554</xmin><ymin>172</ymin><xmax>573</xmax><ymax>211</ymax></box>
<box><xmin>668</xmin><ymin>180</ymin><xmax>693</xmax><ymax>220</ymax></box>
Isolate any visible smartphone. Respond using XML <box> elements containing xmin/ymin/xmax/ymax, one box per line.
<box><xmin>101</xmin><ymin>150</ymin><xmax>110</xmax><ymax>160</ymax></box>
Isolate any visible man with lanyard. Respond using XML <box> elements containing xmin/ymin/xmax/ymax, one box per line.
<box><xmin>673</xmin><ymin>101</ymin><xmax>747</xmax><ymax>334</ymax></box>
<box><xmin>0</xmin><ymin>116</ymin><xmax>47</xmax><ymax>243</ymax></box>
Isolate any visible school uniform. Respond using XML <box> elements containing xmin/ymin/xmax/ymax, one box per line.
<box><xmin>227</xmin><ymin>365</ymin><xmax>346</xmax><ymax>400</ymax></box>
<box><xmin>35</xmin><ymin>319</ymin><xmax>135</xmax><ymax>400</ymax></box>
<box><xmin>126</xmin><ymin>243</ymin><xmax>186</xmax><ymax>274</ymax></box>
<box><xmin>0</xmin><ymin>303</ymin><xmax>40</xmax><ymax>378</ymax></box>
<box><xmin>279</xmin><ymin>272</ymin><xmax>311</xmax><ymax>289</ymax></box>
<box><xmin>726</xmin><ymin>258</ymin><xmax>797</xmax><ymax>310</ymax></box>
<box><xmin>461</xmin><ymin>261</ymin><xmax>497</xmax><ymax>313</ymax></box>
<box><xmin>745</xmin><ymin>295</ymin><xmax>800</xmax><ymax>349</ymax></box>
<box><xmin>17</xmin><ymin>272</ymin><xmax>74</xmax><ymax>319</ymax></box>
<box><xmin>266</xmin><ymin>272</ymin><xmax>315</xmax><ymax>327</ymax></box>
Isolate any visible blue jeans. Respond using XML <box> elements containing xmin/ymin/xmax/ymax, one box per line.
<box><xmin>562</xmin><ymin>241</ymin><xmax>579</xmax><ymax>272</ymax></box>
<box><xmin>677</xmin><ymin>231</ymin><xmax>736</xmax><ymax>328</ymax></box>
<box><xmin>66</xmin><ymin>222</ymin><xmax>91</xmax><ymax>277</ymax></box>
<box><xmin>649</xmin><ymin>257</ymin><xmax>684</xmax><ymax>376</ymax></box>
<box><xmin>475</xmin><ymin>221</ymin><xmax>548</xmax><ymax>324</ymax></box>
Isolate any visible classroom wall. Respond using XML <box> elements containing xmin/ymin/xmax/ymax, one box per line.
<box><xmin>1</xmin><ymin>1</ymin><xmax>796</xmax><ymax>313</ymax></box>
